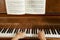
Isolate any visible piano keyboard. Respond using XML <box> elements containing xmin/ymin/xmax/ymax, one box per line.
<box><xmin>0</xmin><ymin>28</ymin><xmax>60</xmax><ymax>38</ymax></box>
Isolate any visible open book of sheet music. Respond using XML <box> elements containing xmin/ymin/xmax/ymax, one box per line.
<box><xmin>5</xmin><ymin>0</ymin><xmax>46</xmax><ymax>15</ymax></box>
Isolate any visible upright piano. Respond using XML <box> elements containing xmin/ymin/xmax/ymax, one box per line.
<box><xmin>0</xmin><ymin>0</ymin><xmax>60</xmax><ymax>40</ymax></box>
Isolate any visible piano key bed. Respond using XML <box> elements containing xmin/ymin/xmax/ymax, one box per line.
<box><xmin>0</xmin><ymin>27</ymin><xmax>60</xmax><ymax>38</ymax></box>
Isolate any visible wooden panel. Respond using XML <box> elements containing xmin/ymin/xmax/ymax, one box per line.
<box><xmin>0</xmin><ymin>16</ymin><xmax>59</xmax><ymax>28</ymax></box>
<box><xmin>0</xmin><ymin>38</ymin><xmax>60</xmax><ymax>40</ymax></box>
<box><xmin>0</xmin><ymin>16</ymin><xmax>59</xmax><ymax>24</ymax></box>
<box><xmin>0</xmin><ymin>0</ymin><xmax>6</xmax><ymax>13</ymax></box>
<box><xmin>46</xmin><ymin>0</ymin><xmax>60</xmax><ymax>12</ymax></box>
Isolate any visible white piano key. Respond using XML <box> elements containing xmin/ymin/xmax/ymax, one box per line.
<box><xmin>37</xmin><ymin>28</ymin><xmax>39</xmax><ymax>34</ymax></box>
<box><xmin>0</xmin><ymin>33</ymin><xmax>60</xmax><ymax>38</ymax></box>
<box><xmin>0</xmin><ymin>28</ymin><xmax>4</xmax><ymax>33</ymax></box>
<box><xmin>49</xmin><ymin>29</ymin><xmax>51</xmax><ymax>34</ymax></box>
<box><xmin>30</xmin><ymin>29</ymin><xmax>32</xmax><ymax>34</ymax></box>
<box><xmin>42</xmin><ymin>29</ymin><xmax>44</xmax><ymax>32</ymax></box>
<box><xmin>49</xmin><ymin>29</ymin><xmax>52</xmax><ymax>35</ymax></box>
<box><xmin>25</xmin><ymin>34</ymin><xmax>38</xmax><ymax>37</ymax></box>
<box><xmin>55</xmin><ymin>29</ymin><xmax>58</xmax><ymax>35</ymax></box>
<box><xmin>20</xmin><ymin>29</ymin><xmax>22</xmax><ymax>32</ymax></box>
<box><xmin>45</xmin><ymin>34</ymin><xmax>60</xmax><ymax>38</ymax></box>
<box><xmin>25</xmin><ymin>34</ymin><xmax>60</xmax><ymax>38</ymax></box>
<box><xmin>0</xmin><ymin>33</ymin><xmax>15</xmax><ymax>38</ymax></box>
<box><xmin>0</xmin><ymin>28</ymin><xmax>60</xmax><ymax>38</ymax></box>
<box><xmin>25</xmin><ymin>29</ymin><xmax>27</xmax><ymax>33</ymax></box>
<box><xmin>12</xmin><ymin>28</ymin><xmax>15</xmax><ymax>34</ymax></box>
<box><xmin>5</xmin><ymin>28</ymin><xmax>9</xmax><ymax>33</ymax></box>
<box><xmin>18</xmin><ymin>29</ymin><xmax>20</xmax><ymax>33</ymax></box>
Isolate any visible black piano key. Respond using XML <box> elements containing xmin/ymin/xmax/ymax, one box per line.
<box><xmin>0</xmin><ymin>28</ymin><xmax>3</xmax><ymax>32</ymax></box>
<box><xmin>32</xmin><ymin>28</ymin><xmax>36</xmax><ymax>34</ymax></box>
<box><xmin>31</xmin><ymin>29</ymin><xmax>34</xmax><ymax>34</ymax></box>
<box><xmin>44</xmin><ymin>29</ymin><xmax>47</xmax><ymax>34</ymax></box>
<box><xmin>47</xmin><ymin>29</ymin><xmax>51</xmax><ymax>34</ymax></box>
<box><xmin>7</xmin><ymin>28</ymin><xmax>14</xmax><ymax>33</ymax></box>
<box><xmin>14</xmin><ymin>28</ymin><xmax>18</xmax><ymax>33</ymax></box>
<box><xmin>19</xmin><ymin>29</ymin><xmax>25</xmax><ymax>32</ymax></box>
<box><xmin>21</xmin><ymin>29</ymin><xmax>25</xmax><ymax>32</ymax></box>
<box><xmin>19</xmin><ymin>29</ymin><xmax>22</xmax><ymax>32</ymax></box>
<box><xmin>38</xmin><ymin>28</ymin><xmax>40</xmax><ymax>30</ymax></box>
<box><xmin>44</xmin><ymin>29</ymin><xmax>51</xmax><ymax>34</ymax></box>
<box><xmin>35</xmin><ymin>28</ymin><xmax>37</xmax><ymax>34</ymax></box>
<box><xmin>1</xmin><ymin>28</ymin><xmax>7</xmax><ymax>33</ymax></box>
<box><xmin>34</xmin><ymin>28</ymin><xmax>36</xmax><ymax>34</ymax></box>
<box><xmin>26</xmin><ymin>29</ymin><xmax>30</xmax><ymax>34</ymax></box>
<box><xmin>19</xmin><ymin>29</ymin><xmax>21</xmax><ymax>32</ymax></box>
<box><xmin>56</xmin><ymin>29</ymin><xmax>60</xmax><ymax>35</ymax></box>
<box><xmin>40</xmin><ymin>29</ymin><xmax>42</xmax><ymax>31</ymax></box>
<box><xmin>48</xmin><ymin>29</ymin><xmax>51</xmax><ymax>34</ymax></box>
<box><xmin>34</xmin><ymin>28</ymin><xmax>37</xmax><ymax>34</ymax></box>
<box><xmin>51</xmin><ymin>29</ymin><xmax>56</xmax><ymax>34</ymax></box>
<box><xmin>38</xmin><ymin>28</ymin><xmax>42</xmax><ymax>31</ymax></box>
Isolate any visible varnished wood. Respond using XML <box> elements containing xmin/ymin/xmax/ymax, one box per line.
<box><xmin>0</xmin><ymin>38</ymin><xmax>60</xmax><ymax>40</ymax></box>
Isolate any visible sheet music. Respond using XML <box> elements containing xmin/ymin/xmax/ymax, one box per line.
<box><xmin>26</xmin><ymin>0</ymin><xmax>46</xmax><ymax>14</ymax></box>
<box><xmin>5</xmin><ymin>0</ymin><xmax>46</xmax><ymax>15</ymax></box>
<box><xmin>5</xmin><ymin>0</ymin><xmax>25</xmax><ymax>15</ymax></box>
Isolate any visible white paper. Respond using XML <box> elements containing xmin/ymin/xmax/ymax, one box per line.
<box><xmin>5</xmin><ymin>0</ymin><xmax>46</xmax><ymax>15</ymax></box>
<box><xmin>26</xmin><ymin>0</ymin><xmax>46</xmax><ymax>14</ymax></box>
<box><xmin>5</xmin><ymin>0</ymin><xmax>25</xmax><ymax>15</ymax></box>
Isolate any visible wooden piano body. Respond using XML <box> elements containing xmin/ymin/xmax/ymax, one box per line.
<box><xmin>0</xmin><ymin>0</ymin><xmax>60</xmax><ymax>40</ymax></box>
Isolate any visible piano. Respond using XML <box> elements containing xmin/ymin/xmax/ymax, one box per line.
<box><xmin>0</xmin><ymin>23</ymin><xmax>60</xmax><ymax>40</ymax></box>
<box><xmin>0</xmin><ymin>0</ymin><xmax>60</xmax><ymax>40</ymax></box>
<box><xmin>0</xmin><ymin>25</ymin><xmax>60</xmax><ymax>38</ymax></box>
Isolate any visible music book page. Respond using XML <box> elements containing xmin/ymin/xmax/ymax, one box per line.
<box><xmin>5</xmin><ymin>0</ymin><xmax>46</xmax><ymax>15</ymax></box>
<box><xmin>5</xmin><ymin>0</ymin><xmax>25</xmax><ymax>15</ymax></box>
<box><xmin>25</xmin><ymin>0</ymin><xmax>46</xmax><ymax>14</ymax></box>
